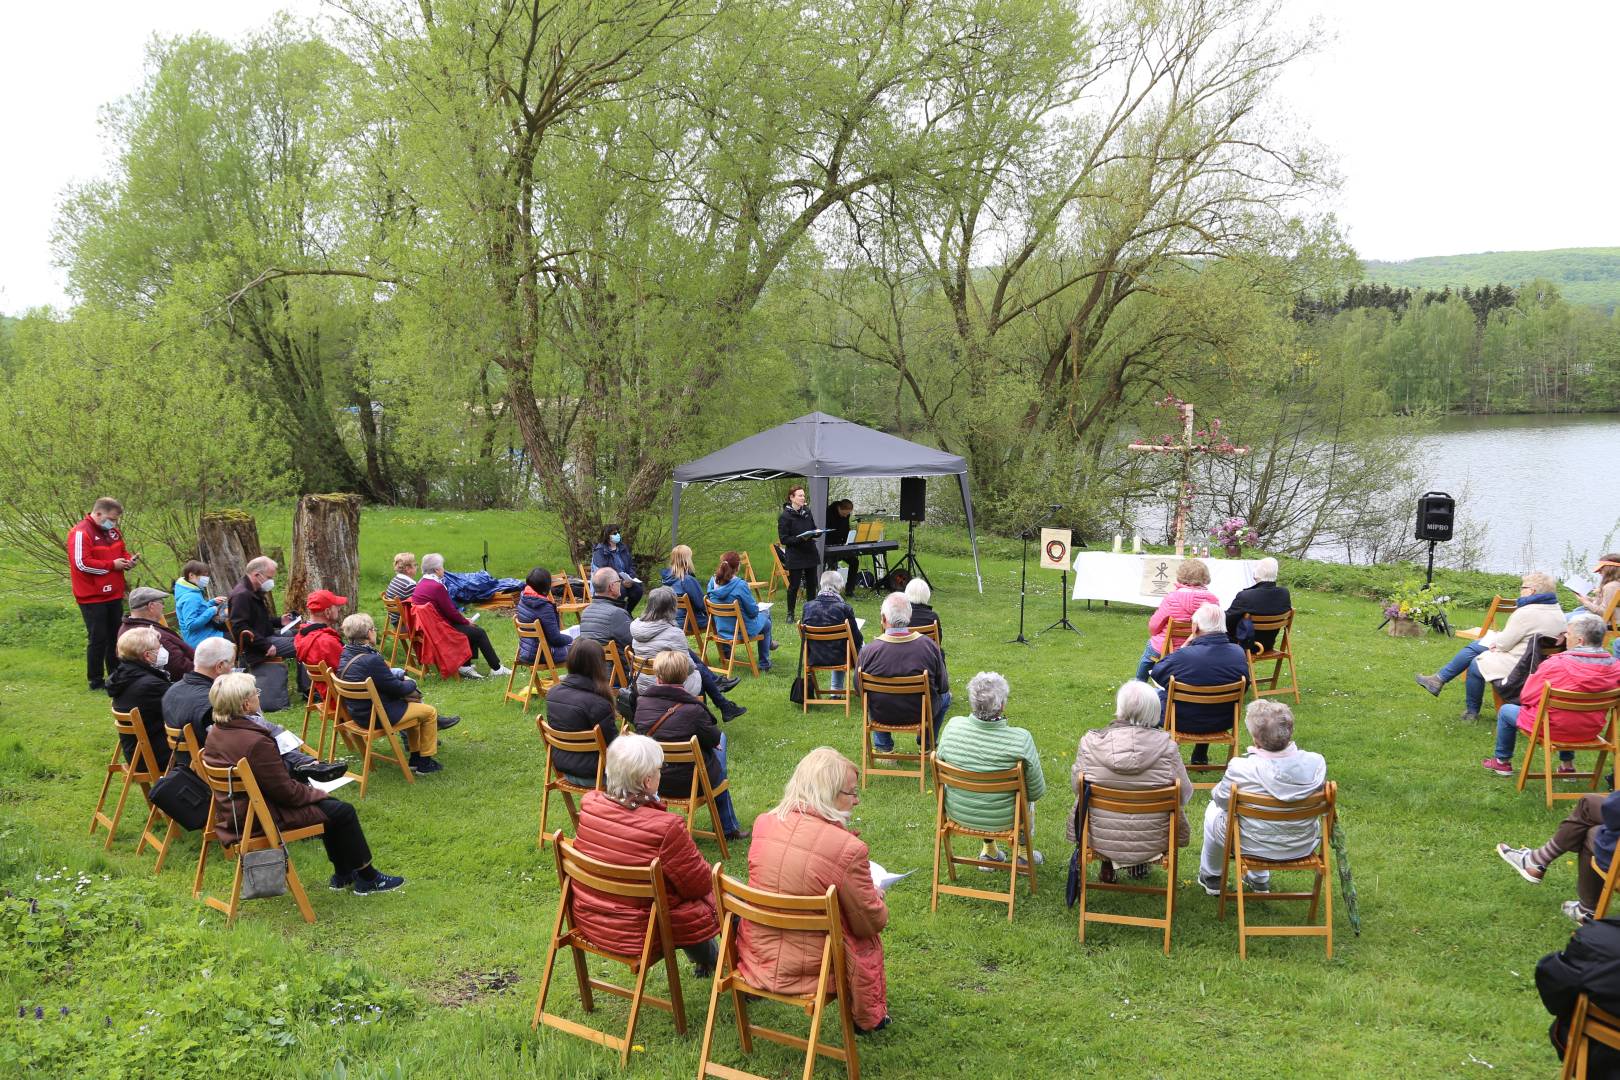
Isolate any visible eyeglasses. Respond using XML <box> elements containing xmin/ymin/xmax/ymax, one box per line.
<box><xmin>838</xmin><ymin>788</ymin><xmax>859</xmax><ymax>798</ymax></box>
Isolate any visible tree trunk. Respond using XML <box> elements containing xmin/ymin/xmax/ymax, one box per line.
<box><xmin>286</xmin><ymin>494</ymin><xmax>363</xmax><ymax>617</ymax></box>
<box><xmin>196</xmin><ymin>510</ymin><xmax>263</xmax><ymax>592</ymax></box>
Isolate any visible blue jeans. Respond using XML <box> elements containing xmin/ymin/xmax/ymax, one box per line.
<box><xmin>710</xmin><ymin>732</ymin><xmax>742</xmax><ymax>835</ymax></box>
<box><xmin>1134</xmin><ymin>640</ymin><xmax>1158</xmax><ymax>682</ymax></box>
<box><xmin>1438</xmin><ymin>642</ymin><xmax>1487</xmax><ymax>713</ymax></box>
<box><xmin>872</xmin><ymin>691</ymin><xmax>951</xmax><ymax>751</ymax></box>
<box><xmin>689</xmin><ymin>649</ymin><xmax>728</xmax><ymax>704</ymax></box>
<box><xmin>1494</xmin><ymin>704</ymin><xmax>1575</xmax><ymax>764</ymax></box>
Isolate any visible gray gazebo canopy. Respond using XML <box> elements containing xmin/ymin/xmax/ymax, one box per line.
<box><xmin>670</xmin><ymin>411</ymin><xmax>983</xmax><ymax>592</ymax></box>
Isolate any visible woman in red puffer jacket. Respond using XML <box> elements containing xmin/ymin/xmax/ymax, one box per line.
<box><xmin>568</xmin><ymin>734</ymin><xmax>720</xmax><ymax>974</ymax></box>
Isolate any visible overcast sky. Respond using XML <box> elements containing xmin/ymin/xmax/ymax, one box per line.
<box><xmin>1</xmin><ymin>0</ymin><xmax>1616</xmax><ymax>314</ymax></box>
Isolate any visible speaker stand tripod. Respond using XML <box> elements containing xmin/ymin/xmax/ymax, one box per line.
<box><xmin>1042</xmin><ymin>569</ymin><xmax>1080</xmax><ymax>635</ymax></box>
<box><xmin>894</xmin><ymin>520</ymin><xmax>929</xmax><ymax>586</ymax></box>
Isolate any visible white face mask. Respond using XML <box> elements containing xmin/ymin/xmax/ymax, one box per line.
<box><xmin>154</xmin><ymin>647</ymin><xmax>169</xmax><ymax>668</ymax></box>
<box><xmin>260</xmin><ymin>577</ymin><xmax>276</xmax><ymax>592</ymax></box>
<box><xmin>197</xmin><ymin>575</ymin><xmax>210</xmax><ymax>589</ymax></box>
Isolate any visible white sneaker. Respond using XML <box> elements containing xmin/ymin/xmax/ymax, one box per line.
<box><xmin>489</xmin><ymin>666</ymin><xmax>512</xmax><ymax>677</ymax></box>
<box><xmin>458</xmin><ymin>666</ymin><xmax>485</xmax><ymax>680</ymax></box>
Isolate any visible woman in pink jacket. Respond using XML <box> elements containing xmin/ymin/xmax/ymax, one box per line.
<box><xmin>738</xmin><ymin>747</ymin><xmax>891</xmax><ymax>1033</ymax></box>
<box><xmin>1134</xmin><ymin>559</ymin><xmax>1220</xmax><ymax>681</ymax></box>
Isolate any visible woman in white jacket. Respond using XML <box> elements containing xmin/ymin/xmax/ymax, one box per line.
<box><xmin>1415</xmin><ymin>570</ymin><xmax>1566</xmax><ymax>721</ymax></box>
<box><xmin>1198</xmin><ymin>700</ymin><xmax>1327</xmax><ymax>895</ymax></box>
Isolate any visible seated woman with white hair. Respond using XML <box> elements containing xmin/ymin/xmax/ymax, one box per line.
<box><xmin>1197</xmin><ymin>699</ymin><xmax>1327</xmax><ymax>896</ymax></box>
<box><xmin>1224</xmin><ymin>557</ymin><xmax>1291</xmax><ymax>653</ymax></box>
<box><xmin>1067</xmin><ymin>681</ymin><xmax>1192</xmax><ymax>883</ymax></box>
<box><xmin>903</xmin><ymin>577</ymin><xmax>941</xmax><ymax>643</ymax></box>
<box><xmin>569</xmin><ymin>734</ymin><xmax>722</xmax><ymax>976</ymax></box>
<box><xmin>935</xmin><ymin>672</ymin><xmax>1047</xmax><ymax>865</ymax></box>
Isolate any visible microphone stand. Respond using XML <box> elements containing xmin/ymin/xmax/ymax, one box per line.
<box><xmin>1009</xmin><ymin>526</ymin><xmax>1033</xmax><ymax>646</ymax></box>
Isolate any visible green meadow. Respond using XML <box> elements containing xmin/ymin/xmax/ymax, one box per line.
<box><xmin>0</xmin><ymin>508</ymin><xmax>1579</xmax><ymax>1077</ymax></box>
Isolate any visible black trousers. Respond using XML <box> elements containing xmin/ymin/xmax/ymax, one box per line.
<box><xmin>825</xmin><ymin>555</ymin><xmax>859</xmax><ymax>590</ymax></box>
<box><xmin>317</xmin><ymin>797</ymin><xmax>373</xmax><ymax>875</ymax></box>
<box><xmin>80</xmin><ymin>600</ymin><xmax>123</xmax><ymax>685</ymax></box>
<box><xmin>786</xmin><ymin>566</ymin><xmax>815</xmax><ymax>618</ymax></box>
<box><xmin>454</xmin><ymin>623</ymin><xmax>503</xmax><ymax>669</ymax></box>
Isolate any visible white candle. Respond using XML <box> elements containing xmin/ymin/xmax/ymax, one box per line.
<box><xmin>1131</xmin><ymin>533</ymin><xmax>1142</xmax><ymax>554</ymax></box>
<box><xmin>1112</xmin><ymin>533</ymin><xmax>1122</xmax><ymax>553</ymax></box>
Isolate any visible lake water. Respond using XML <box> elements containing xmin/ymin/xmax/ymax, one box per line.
<box><xmin>1404</xmin><ymin>413</ymin><xmax>1620</xmax><ymax>574</ymax></box>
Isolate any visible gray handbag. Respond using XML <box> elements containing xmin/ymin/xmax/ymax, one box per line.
<box><xmin>228</xmin><ymin>771</ymin><xmax>289</xmax><ymax>900</ymax></box>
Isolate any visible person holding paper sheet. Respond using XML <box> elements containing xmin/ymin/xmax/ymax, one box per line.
<box><xmin>1568</xmin><ymin>554</ymin><xmax>1620</xmax><ymax>627</ymax></box>
<box><xmin>740</xmin><ymin>747</ymin><xmax>891</xmax><ymax>1034</ymax></box>
<box><xmin>203</xmin><ymin>672</ymin><xmax>403</xmax><ymax>895</ymax></box>
<box><xmin>777</xmin><ymin>485</ymin><xmax>821</xmax><ymax>621</ymax></box>
<box><xmin>1414</xmin><ymin>570</ymin><xmax>1565</xmax><ymax>722</ymax></box>
<box><xmin>591</xmin><ymin>524</ymin><xmax>644</xmax><ymax>615</ymax></box>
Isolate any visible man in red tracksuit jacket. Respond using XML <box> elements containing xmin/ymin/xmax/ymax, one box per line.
<box><xmin>67</xmin><ymin>497</ymin><xmax>138</xmax><ymax>691</ymax></box>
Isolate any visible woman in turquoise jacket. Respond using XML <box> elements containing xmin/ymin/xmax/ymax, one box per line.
<box><xmin>172</xmin><ymin>560</ymin><xmax>227</xmax><ymax>649</ymax></box>
<box><xmin>706</xmin><ymin>552</ymin><xmax>774</xmax><ymax>670</ymax></box>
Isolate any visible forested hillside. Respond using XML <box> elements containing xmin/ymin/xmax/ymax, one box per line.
<box><xmin>1363</xmin><ymin>248</ymin><xmax>1620</xmax><ymax>311</ymax></box>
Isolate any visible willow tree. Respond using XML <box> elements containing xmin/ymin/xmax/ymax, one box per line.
<box><xmin>346</xmin><ymin>0</ymin><xmax>1011</xmax><ymax>557</ymax></box>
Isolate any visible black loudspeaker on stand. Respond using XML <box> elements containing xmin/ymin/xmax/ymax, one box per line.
<box><xmin>893</xmin><ymin>477</ymin><xmax>929</xmax><ymax>586</ymax></box>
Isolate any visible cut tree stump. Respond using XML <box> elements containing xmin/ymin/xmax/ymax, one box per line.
<box><xmin>286</xmin><ymin>494</ymin><xmax>362</xmax><ymax>617</ymax></box>
<box><xmin>196</xmin><ymin>510</ymin><xmax>263</xmax><ymax>590</ymax></box>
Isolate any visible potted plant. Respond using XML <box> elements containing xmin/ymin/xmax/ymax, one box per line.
<box><xmin>1383</xmin><ymin>580</ymin><xmax>1451</xmax><ymax>637</ymax></box>
<box><xmin>1210</xmin><ymin>516</ymin><xmax>1260</xmax><ymax>559</ymax></box>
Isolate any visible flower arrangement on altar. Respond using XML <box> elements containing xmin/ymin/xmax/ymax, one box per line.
<box><xmin>1383</xmin><ymin>580</ymin><xmax>1451</xmax><ymax>631</ymax></box>
<box><xmin>1210</xmin><ymin>516</ymin><xmax>1260</xmax><ymax>558</ymax></box>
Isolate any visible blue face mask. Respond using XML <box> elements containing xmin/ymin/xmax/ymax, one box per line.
<box><xmin>610</xmin><ymin>533</ymin><xmax>621</xmax><ymax>544</ymax></box>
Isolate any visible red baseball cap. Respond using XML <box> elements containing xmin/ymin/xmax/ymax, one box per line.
<box><xmin>305</xmin><ymin>589</ymin><xmax>349</xmax><ymax>612</ymax></box>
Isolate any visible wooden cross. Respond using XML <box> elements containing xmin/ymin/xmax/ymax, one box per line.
<box><xmin>1127</xmin><ymin>399</ymin><xmax>1248</xmax><ymax>557</ymax></box>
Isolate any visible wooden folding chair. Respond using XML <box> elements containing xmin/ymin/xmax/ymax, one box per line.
<box><xmin>697</xmin><ymin>867</ymin><xmax>861</xmax><ymax>1080</ymax></box>
<box><xmin>378</xmin><ymin>593</ymin><xmax>408</xmax><ymax>665</ymax></box>
<box><xmin>183</xmin><ymin>724</ymin><xmax>224</xmax><ymax>903</ymax></box>
<box><xmin>1164</xmin><ymin>676</ymin><xmax>1246</xmax><ymax>791</ymax></box>
<box><xmin>800</xmin><ymin>622</ymin><xmax>856</xmax><ymax>715</ymax></box>
<box><xmin>537</xmin><ymin>721</ymin><xmax>608</xmax><ymax>847</ymax></box>
<box><xmin>553</xmin><ymin>570</ymin><xmax>588</xmax><ymax>626</ymax></box>
<box><xmin>299</xmin><ymin>661</ymin><xmax>342</xmax><ymax>760</ymax></box>
<box><xmin>506</xmin><ymin>619</ymin><xmax>563</xmax><ymax>716</ymax></box>
<box><xmin>626</xmin><ymin>646</ymin><xmax>661</xmax><ymax>684</ymax></box>
<box><xmin>145</xmin><ymin>724</ymin><xmax>193</xmax><ymax>874</ymax></box>
<box><xmin>1602</xmin><ymin>589</ymin><xmax>1620</xmax><ymax>651</ymax></box>
<box><xmin>765</xmin><ymin>545</ymin><xmax>790</xmax><ymax>601</ymax></box>
<box><xmin>858</xmin><ymin>671</ymin><xmax>934</xmax><ymax>792</ymax></box>
<box><xmin>1217</xmin><ymin>780</ymin><xmax>1337</xmax><ymax>959</ymax></box>
<box><xmin>381</xmin><ymin>597</ymin><xmax>427</xmax><ymax>678</ymax></box>
<box><xmin>601</xmin><ymin>639</ymin><xmax>631</xmax><ymax>692</ymax></box>
<box><xmin>929</xmin><ymin>756</ymin><xmax>1035</xmax><ymax>921</ymax></box>
<box><xmin>408</xmin><ymin>601</ymin><xmax>466</xmax><ymax>680</ymax></box>
<box><xmin>912</xmin><ymin>621</ymin><xmax>941</xmax><ymax>645</ymax></box>
<box><xmin>738</xmin><ymin>551</ymin><xmax>767</xmax><ymax>593</ymax></box>
<box><xmin>1075</xmin><ymin>778</ymin><xmax>1182</xmax><ymax>955</ymax></box>
<box><xmin>1455</xmin><ymin>594</ymin><xmax>1510</xmax><ymax>641</ymax></box>
<box><xmin>1563</xmin><ymin>993</ymin><xmax>1620</xmax><ymax>1079</ymax></box>
<box><xmin>577</xmin><ymin>563</ymin><xmax>595</xmax><ymax>602</ymax></box>
<box><xmin>1246</xmin><ymin>610</ymin><xmax>1300</xmax><ymax>703</ymax></box>
<box><xmin>677</xmin><ymin>593</ymin><xmax>707</xmax><ymax>652</ymax></box>
<box><xmin>704</xmin><ymin>598</ymin><xmax>764</xmax><ymax>679</ymax></box>
<box><xmin>193</xmin><ymin>753</ymin><xmax>323</xmax><ymax>924</ymax></box>
<box><xmin>1515</xmin><ymin>685</ymin><xmax>1620</xmax><ymax>807</ymax></box>
<box><xmin>89</xmin><ymin>707</ymin><xmax>167</xmax><ymax>852</ymax></box>
<box><xmin>657</xmin><ymin>736</ymin><xmax>732</xmax><ymax>858</ymax></box>
<box><xmin>1592</xmin><ymin>850</ymin><xmax>1620</xmax><ymax>920</ymax></box>
<box><xmin>531</xmin><ymin>837</ymin><xmax>687</xmax><ymax>1066</ymax></box>
<box><xmin>329</xmin><ymin>674</ymin><xmax>420</xmax><ymax>798</ymax></box>
<box><xmin>1153</xmin><ymin>617</ymin><xmax>1192</xmax><ymax>662</ymax></box>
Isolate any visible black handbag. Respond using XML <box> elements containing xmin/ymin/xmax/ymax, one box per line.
<box><xmin>615</xmin><ymin>685</ymin><xmax>638</xmax><ymax>723</ymax></box>
<box><xmin>1064</xmin><ymin>780</ymin><xmax>1091</xmax><ymax>908</ymax></box>
<box><xmin>149</xmin><ymin>763</ymin><xmax>210</xmax><ymax>831</ymax></box>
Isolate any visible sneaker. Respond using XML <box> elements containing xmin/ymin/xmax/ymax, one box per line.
<box><xmin>1198</xmin><ymin>872</ymin><xmax>1223</xmax><ymax>896</ymax></box>
<box><xmin>724</xmin><ymin>829</ymin><xmax>752</xmax><ymax>841</ymax></box>
<box><xmin>1480</xmin><ymin>756</ymin><xmax>1514</xmax><ymax>776</ymax></box>
<box><xmin>1414</xmin><ymin>673</ymin><xmax>1444</xmax><ymax>696</ymax></box>
<box><xmin>409</xmin><ymin>754</ymin><xmax>444</xmax><ymax>775</ymax></box>
<box><xmin>1564</xmin><ymin>899</ymin><xmax>1594</xmax><ymax>926</ymax></box>
<box><xmin>1557</xmin><ymin>762</ymin><xmax>1578</xmax><ymax>777</ymax></box>
<box><xmin>758</xmin><ymin>661</ymin><xmax>773</xmax><ymax>672</ymax></box>
<box><xmin>855</xmin><ymin>1015</ymin><xmax>891</xmax><ymax>1036</ymax></box>
<box><xmin>352</xmin><ymin>871</ymin><xmax>406</xmax><ymax>896</ymax></box>
<box><xmin>1496</xmin><ymin>843</ymin><xmax>1545</xmax><ymax>884</ymax></box>
<box><xmin>457</xmin><ymin>666</ymin><xmax>484</xmax><ymax>680</ymax></box>
<box><xmin>88</xmin><ymin>680</ymin><xmax>106</xmax><ymax>693</ymax></box>
<box><xmin>978</xmin><ymin>849</ymin><xmax>1006</xmax><ymax>872</ymax></box>
<box><xmin>489</xmin><ymin>666</ymin><xmax>513</xmax><ymax>677</ymax></box>
<box><xmin>435</xmin><ymin>714</ymin><xmax>462</xmax><ymax>731</ymax></box>
<box><xmin>1459</xmin><ymin>710</ymin><xmax>1480</xmax><ymax>723</ymax></box>
<box><xmin>329</xmin><ymin>871</ymin><xmax>354</xmax><ymax>891</ymax></box>
<box><xmin>719</xmin><ymin>703</ymin><xmax>748</xmax><ymax>723</ymax></box>
<box><xmin>1242</xmin><ymin>874</ymin><xmax>1271</xmax><ymax>893</ymax></box>
<box><xmin>716</xmin><ymin>675</ymin><xmax>741</xmax><ymax>693</ymax></box>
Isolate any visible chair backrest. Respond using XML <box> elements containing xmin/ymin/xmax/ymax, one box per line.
<box><xmin>555</xmin><ymin>835</ymin><xmax>666</xmax><ymax>907</ymax></box>
<box><xmin>540</xmin><ymin>719</ymin><xmax>609</xmax><ymax>766</ymax></box>
<box><xmin>1164</xmin><ymin>676</ymin><xmax>1246</xmax><ymax>734</ymax></box>
<box><xmin>676</xmin><ymin>594</ymin><xmax>702</xmax><ymax>638</ymax></box>
<box><xmin>1247</xmin><ymin>610</ymin><xmax>1294</xmax><ymax>644</ymax></box>
<box><xmin>514</xmin><ymin>618</ymin><xmax>559</xmax><ymax>666</ymax></box>
<box><xmin>328</xmin><ymin>673</ymin><xmax>390</xmax><ymax>725</ymax></box>
<box><xmin>626</xmin><ymin>648</ymin><xmax>658</xmax><ymax>679</ymax></box>
<box><xmin>195</xmin><ymin>752</ymin><xmax>285</xmax><ymax>847</ymax></box>
<box><xmin>111</xmin><ymin>707</ymin><xmax>164</xmax><ymax>779</ymax></box>
<box><xmin>738</xmin><ymin>552</ymin><xmax>764</xmax><ymax>590</ymax></box>
<box><xmin>913</xmin><ymin>621</ymin><xmax>941</xmax><ymax>643</ymax></box>
<box><xmin>933</xmin><ymin>756</ymin><xmax>1025</xmax><ymax>797</ymax></box>
<box><xmin>1230</xmin><ymin>780</ymin><xmax>1336</xmax><ymax>831</ymax></box>
<box><xmin>578</xmin><ymin>563</ymin><xmax>594</xmax><ymax>601</ymax></box>
<box><xmin>601</xmin><ymin>640</ymin><xmax>629</xmax><ymax>689</ymax></box>
<box><xmin>705</xmin><ymin>598</ymin><xmax>745</xmax><ymax>639</ymax></box>
<box><xmin>1083</xmin><ymin>777</ymin><xmax>1182</xmax><ymax>817</ymax></box>
<box><xmin>860</xmin><ymin>671</ymin><xmax>932</xmax><ymax>727</ymax></box>
<box><xmin>657</xmin><ymin>736</ymin><xmax>706</xmax><ymax>789</ymax></box>
<box><xmin>1570</xmin><ymin>993</ymin><xmax>1620</xmax><ymax>1075</ymax></box>
<box><xmin>1540</xmin><ymin>684</ymin><xmax>1620</xmax><ymax>720</ymax></box>
<box><xmin>712</xmin><ymin>866</ymin><xmax>843</xmax><ymax>938</ymax></box>
<box><xmin>800</xmin><ymin>621</ymin><xmax>854</xmax><ymax>663</ymax></box>
<box><xmin>1477</xmin><ymin>595</ymin><xmax>1510</xmax><ymax>634</ymax></box>
<box><xmin>163</xmin><ymin>723</ymin><xmax>187</xmax><ymax>761</ymax></box>
<box><xmin>1160</xmin><ymin>617</ymin><xmax>1192</xmax><ymax>656</ymax></box>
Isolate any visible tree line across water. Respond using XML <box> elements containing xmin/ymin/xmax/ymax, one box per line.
<box><xmin>0</xmin><ymin>0</ymin><xmax>1608</xmax><ymax>578</ymax></box>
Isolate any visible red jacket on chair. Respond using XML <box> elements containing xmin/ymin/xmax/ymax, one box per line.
<box><xmin>569</xmin><ymin>790</ymin><xmax>720</xmax><ymax>954</ymax></box>
<box><xmin>67</xmin><ymin>514</ymin><xmax>129</xmax><ymax>604</ymax></box>
<box><xmin>1516</xmin><ymin>648</ymin><xmax>1620</xmax><ymax>743</ymax></box>
<box><xmin>294</xmin><ymin>623</ymin><xmax>344</xmax><ymax>697</ymax></box>
<box><xmin>410</xmin><ymin>600</ymin><xmax>472</xmax><ymax>676</ymax></box>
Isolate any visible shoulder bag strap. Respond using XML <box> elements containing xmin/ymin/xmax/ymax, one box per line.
<box><xmin>647</xmin><ymin>704</ymin><xmax>681</xmax><ymax>737</ymax></box>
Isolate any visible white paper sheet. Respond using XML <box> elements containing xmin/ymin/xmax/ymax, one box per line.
<box><xmin>757</xmin><ymin>602</ymin><xmax>774</xmax><ymax>613</ymax></box>
<box><xmin>563</xmin><ymin>624</ymin><xmax>582</xmax><ymax>639</ymax></box>
<box><xmin>274</xmin><ymin>729</ymin><xmax>304</xmax><ymax>754</ymax></box>
<box><xmin>869</xmin><ymin>861</ymin><xmax>913</xmax><ymax>892</ymax></box>
<box><xmin>855</xmin><ymin>618</ymin><xmax>866</xmax><ymax>631</ymax></box>
<box><xmin>1565</xmin><ymin>574</ymin><xmax>1596</xmax><ymax>597</ymax></box>
<box><xmin>308</xmin><ymin>774</ymin><xmax>356</xmax><ymax>794</ymax></box>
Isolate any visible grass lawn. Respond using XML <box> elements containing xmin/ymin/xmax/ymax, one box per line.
<box><xmin>0</xmin><ymin>507</ymin><xmax>1583</xmax><ymax>1077</ymax></box>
